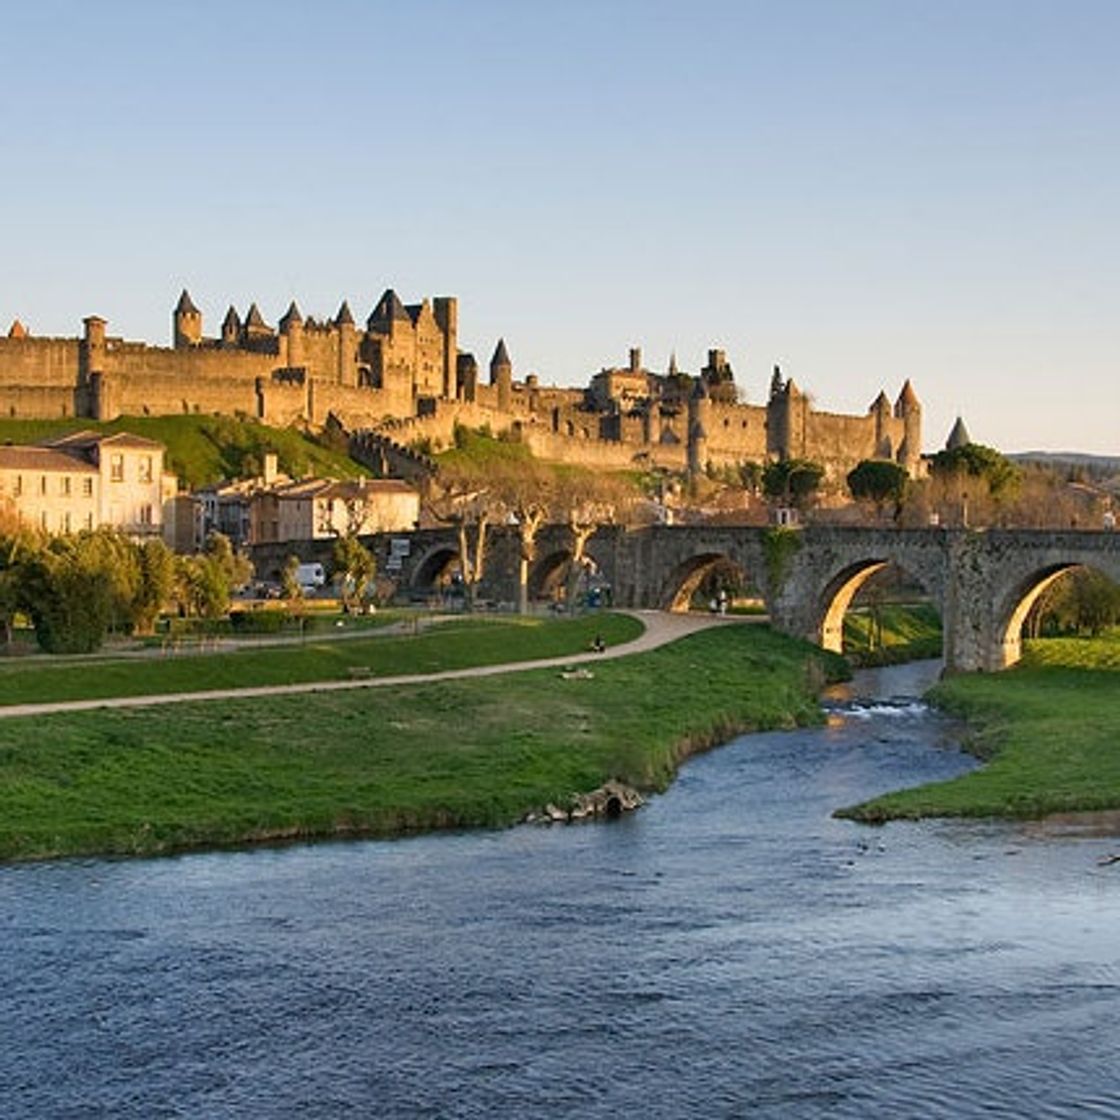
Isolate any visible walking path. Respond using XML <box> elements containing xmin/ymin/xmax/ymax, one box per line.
<box><xmin>0</xmin><ymin>612</ymin><xmax>748</xmax><ymax>721</ymax></box>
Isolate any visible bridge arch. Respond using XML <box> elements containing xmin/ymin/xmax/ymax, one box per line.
<box><xmin>659</xmin><ymin>552</ymin><xmax>754</xmax><ymax>612</ymax></box>
<box><xmin>411</xmin><ymin>545</ymin><xmax>461</xmax><ymax>593</ymax></box>
<box><xmin>529</xmin><ymin>548</ymin><xmax>573</xmax><ymax>604</ymax></box>
<box><xmin>817</xmin><ymin>560</ymin><xmax>891</xmax><ymax>653</ymax></box>
<box><xmin>994</xmin><ymin>559</ymin><xmax>1120</xmax><ymax>669</ymax></box>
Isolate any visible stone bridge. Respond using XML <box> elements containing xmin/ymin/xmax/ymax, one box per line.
<box><xmin>254</xmin><ymin>524</ymin><xmax>1119</xmax><ymax>673</ymax></box>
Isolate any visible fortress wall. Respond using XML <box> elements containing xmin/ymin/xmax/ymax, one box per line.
<box><xmin>257</xmin><ymin>382</ymin><xmax>309</xmax><ymax>428</ymax></box>
<box><xmin>0</xmin><ymin>385</ymin><xmax>79</xmax><ymax>419</ymax></box>
<box><xmin>704</xmin><ymin>402</ymin><xmax>769</xmax><ymax>460</ymax></box>
<box><xmin>300</xmin><ymin>329</ymin><xmax>347</xmax><ymax>383</ymax></box>
<box><xmin>309</xmin><ymin>382</ymin><xmax>395</xmax><ymax>428</ymax></box>
<box><xmin>0</xmin><ymin>338</ymin><xmax>80</xmax><ymax>387</ymax></box>
<box><xmin>803</xmin><ymin>411</ymin><xmax>881</xmax><ymax>477</ymax></box>
<box><xmin>106</xmin><ymin>373</ymin><xmax>259</xmax><ymax>419</ymax></box>
<box><xmin>104</xmin><ymin>342</ymin><xmax>274</xmax><ymax>381</ymax></box>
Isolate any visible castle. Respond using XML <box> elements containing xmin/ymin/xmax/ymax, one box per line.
<box><xmin>0</xmin><ymin>290</ymin><xmax>921</xmax><ymax>482</ymax></box>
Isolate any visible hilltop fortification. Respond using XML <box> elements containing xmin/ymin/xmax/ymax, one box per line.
<box><xmin>0</xmin><ymin>290</ymin><xmax>921</xmax><ymax>481</ymax></box>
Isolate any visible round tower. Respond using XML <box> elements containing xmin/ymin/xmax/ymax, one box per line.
<box><xmin>334</xmin><ymin>300</ymin><xmax>357</xmax><ymax>386</ymax></box>
<box><xmin>278</xmin><ymin>301</ymin><xmax>304</xmax><ymax>368</ymax></box>
<box><xmin>173</xmin><ymin>289</ymin><xmax>202</xmax><ymax>348</ymax></box>
<box><xmin>895</xmin><ymin>379</ymin><xmax>923</xmax><ymax>470</ymax></box>
<box><xmin>687</xmin><ymin>376</ymin><xmax>711</xmax><ymax>479</ymax></box>
<box><xmin>490</xmin><ymin>338</ymin><xmax>512</xmax><ymax>413</ymax></box>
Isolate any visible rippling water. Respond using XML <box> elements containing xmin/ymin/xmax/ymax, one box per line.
<box><xmin>4</xmin><ymin>662</ymin><xmax>1120</xmax><ymax>1118</ymax></box>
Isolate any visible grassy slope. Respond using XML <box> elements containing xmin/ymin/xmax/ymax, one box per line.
<box><xmin>0</xmin><ymin>415</ymin><xmax>361</xmax><ymax>489</ymax></box>
<box><xmin>0</xmin><ymin>614</ymin><xmax>642</xmax><ymax>706</ymax></box>
<box><xmin>840</xmin><ymin>630</ymin><xmax>1120</xmax><ymax>822</ymax></box>
<box><xmin>0</xmin><ymin>625</ymin><xmax>846</xmax><ymax>861</ymax></box>
<box><xmin>842</xmin><ymin>602</ymin><xmax>943</xmax><ymax>666</ymax></box>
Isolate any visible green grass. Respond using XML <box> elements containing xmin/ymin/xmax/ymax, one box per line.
<box><xmin>0</xmin><ymin>414</ymin><xmax>362</xmax><ymax>489</ymax></box>
<box><xmin>0</xmin><ymin>613</ymin><xmax>643</xmax><ymax>707</ymax></box>
<box><xmin>0</xmin><ymin>624</ymin><xmax>847</xmax><ymax>861</ymax></box>
<box><xmin>843</xmin><ymin>602</ymin><xmax>943</xmax><ymax>666</ymax></box>
<box><xmin>840</xmin><ymin>632</ymin><xmax>1120</xmax><ymax>822</ymax></box>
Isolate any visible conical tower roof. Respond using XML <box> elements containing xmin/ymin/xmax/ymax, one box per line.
<box><xmin>222</xmin><ymin>305</ymin><xmax>240</xmax><ymax>330</ymax></box>
<box><xmin>896</xmin><ymin>378</ymin><xmax>921</xmax><ymax>414</ymax></box>
<box><xmin>490</xmin><ymin>338</ymin><xmax>511</xmax><ymax>369</ymax></box>
<box><xmin>7</xmin><ymin>319</ymin><xmax>26</xmax><ymax>339</ymax></box>
<box><xmin>368</xmin><ymin>288</ymin><xmax>409</xmax><ymax>327</ymax></box>
<box><xmin>946</xmin><ymin>416</ymin><xmax>972</xmax><ymax>450</ymax></box>
<box><xmin>334</xmin><ymin>300</ymin><xmax>354</xmax><ymax>327</ymax></box>
<box><xmin>278</xmin><ymin>300</ymin><xmax>303</xmax><ymax>331</ymax></box>
<box><xmin>871</xmin><ymin>389</ymin><xmax>891</xmax><ymax>413</ymax></box>
<box><xmin>244</xmin><ymin>302</ymin><xmax>268</xmax><ymax>330</ymax></box>
<box><xmin>176</xmin><ymin>289</ymin><xmax>199</xmax><ymax>315</ymax></box>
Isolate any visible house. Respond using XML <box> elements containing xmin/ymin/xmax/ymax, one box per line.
<box><xmin>0</xmin><ymin>430</ymin><xmax>176</xmax><ymax>538</ymax></box>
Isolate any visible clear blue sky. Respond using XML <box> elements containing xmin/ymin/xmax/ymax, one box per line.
<box><xmin>1</xmin><ymin>0</ymin><xmax>1117</xmax><ymax>454</ymax></box>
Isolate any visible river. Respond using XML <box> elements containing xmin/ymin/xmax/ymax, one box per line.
<box><xmin>3</xmin><ymin>661</ymin><xmax>1120</xmax><ymax>1119</ymax></box>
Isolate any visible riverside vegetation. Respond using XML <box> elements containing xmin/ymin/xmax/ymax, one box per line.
<box><xmin>842</xmin><ymin>629</ymin><xmax>1120</xmax><ymax>823</ymax></box>
<box><xmin>0</xmin><ymin>620</ymin><xmax>846</xmax><ymax>861</ymax></box>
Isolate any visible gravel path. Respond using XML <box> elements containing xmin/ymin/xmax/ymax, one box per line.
<box><xmin>0</xmin><ymin>611</ymin><xmax>747</xmax><ymax>721</ymax></box>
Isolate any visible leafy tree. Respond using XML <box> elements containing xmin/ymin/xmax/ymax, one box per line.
<box><xmin>281</xmin><ymin>554</ymin><xmax>304</xmax><ymax>603</ymax></box>
<box><xmin>762</xmin><ymin>459</ymin><xmax>824</xmax><ymax>508</ymax></box>
<box><xmin>331</xmin><ymin>535</ymin><xmax>376</xmax><ymax>612</ymax></box>
<box><xmin>173</xmin><ymin>533</ymin><xmax>252</xmax><ymax>619</ymax></box>
<box><xmin>847</xmin><ymin>459</ymin><xmax>909</xmax><ymax>520</ymax></box>
<box><xmin>133</xmin><ymin>538</ymin><xmax>175</xmax><ymax>634</ymax></box>
<box><xmin>930</xmin><ymin>443</ymin><xmax>1020</xmax><ymax>500</ymax></box>
<box><xmin>20</xmin><ymin>538</ymin><xmax>115</xmax><ymax>653</ymax></box>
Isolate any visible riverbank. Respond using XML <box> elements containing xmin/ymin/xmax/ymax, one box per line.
<box><xmin>0</xmin><ymin>624</ymin><xmax>847</xmax><ymax>861</ymax></box>
<box><xmin>840</xmin><ymin>631</ymin><xmax>1120</xmax><ymax>823</ymax></box>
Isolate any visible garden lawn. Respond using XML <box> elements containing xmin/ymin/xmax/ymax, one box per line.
<box><xmin>0</xmin><ymin>614</ymin><xmax>642</xmax><ymax>707</ymax></box>
<box><xmin>0</xmin><ymin>625</ymin><xmax>846</xmax><ymax>860</ymax></box>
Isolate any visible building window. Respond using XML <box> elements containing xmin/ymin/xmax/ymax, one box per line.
<box><xmin>83</xmin><ymin>477</ymin><xmax>93</xmax><ymax>497</ymax></box>
<box><xmin>40</xmin><ymin>475</ymin><xmax>47</xmax><ymax>495</ymax></box>
<box><xmin>139</xmin><ymin>504</ymin><xmax>153</xmax><ymax>526</ymax></box>
<box><xmin>63</xmin><ymin>511</ymin><xmax>72</xmax><ymax>533</ymax></box>
<box><xmin>13</xmin><ymin>475</ymin><xmax>21</xmax><ymax>497</ymax></box>
<box><xmin>84</xmin><ymin>512</ymin><xmax>94</xmax><ymax>531</ymax></box>
<box><xmin>61</xmin><ymin>476</ymin><xmax>71</xmax><ymax>496</ymax></box>
<box><xmin>139</xmin><ymin>456</ymin><xmax>153</xmax><ymax>483</ymax></box>
<box><xmin>110</xmin><ymin>454</ymin><xmax>124</xmax><ymax>482</ymax></box>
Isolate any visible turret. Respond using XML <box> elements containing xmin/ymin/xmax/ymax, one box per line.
<box><xmin>7</xmin><ymin>319</ymin><xmax>27</xmax><ymax>339</ymax></box>
<box><xmin>221</xmin><ymin>306</ymin><xmax>240</xmax><ymax>347</ymax></box>
<box><xmin>367</xmin><ymin>288</ymin><xmax>410</xmax><ymax>334</ymax></box>
<box><xmin>278</xmin><ymin>300</ymin><xmax>304</xmax><ymax>367</ymax></box>
<box><xmin>945</xmin><ymin>415</ymin><xmax>971</xmax><ymax>451</ymax></box>
<box><xmin>895</xmin><ymin>379</ymin><xmax>922</xmax><ymax>468</ymax></box>
<box><xmin>490</xmin><ymin>338</ymin><xmax>512</xmax><ymax>412</ymax></box>
<box><xmin>769</xmin><ymin>364</ymin><xmax>784</xmax><ymax>399</ymax></box>
<box><xmin>242</xmin><ymin>303</ymin><xmax>272</xmax><ymax>345</ymax></box>
<box><xmin>687</xmin><ymin>375</ymin><xmax>711</xmax><ymax>479</ymax></box>
<box><xmin>173</xmin><ymin>289</ymin><xmax>202</xmax><ymax>348</ymax></box>
<box><xmin>334</xmin><ymin>300</ymin><xmax>357</xmax><ymax>386</ymax></box>
<box><xmin>629</xmin><ymin>346</ymin><xmax>642</xmax><ymax>373</ymax></box>
<box><xmin>871</xmin><ymin>389</ymin><xmax>893</xmax><ymax>458</ymax></box>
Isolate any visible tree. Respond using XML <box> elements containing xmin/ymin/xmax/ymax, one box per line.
<box><xmin>133</xmin><ymin>538</ymin><xmax>175</xmax><ymax>634</ymax></box>
<box><xmin>847</xmin><ymin>459</ymin><xmax>909</xmax><ymax>521</ymax></box>
<box><xmin>173</xmin><ymin>533</ymin><xmax>252</xmax><ymax>619</ymax></box>
<box><xmin>762</xmin><ymin>459</ymin><xmax>824</xmax><ymax>509</ymax></box>
<box><xmin>556</xmin><ymin>470</ymin><xmax>634</xmax><ymax>609</ymax></box>
<box><xmin>426</xmin><ymin>463</ymin><xmax>504</xmax><ymax>611</ymax></box>
<box><xmin>20</xmin><ymin>537</ymin><xmax>115</xmax><ymax>653</ymax></box>
<box><xmin>931</xmin><ymin>443</ymin><xmax>1020</xmax><ymax>500</ymax></box>
<box><xmin>281</xmin><ymin>554</ymin><xmax>304</xmax><ymax>604</ymax></box>
<box><xmin>331</xmin><ymin>535</ymin><xmax>376</xmax><ymax>612</ymax></box>
<box><xmin>496</xmin><ymin>461</ymin><xmax>555</xmax><ymax>614</ymax></box>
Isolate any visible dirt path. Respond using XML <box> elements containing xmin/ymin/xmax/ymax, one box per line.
<box><xmin>0</xmin><ymin>612</ymin><xmax>747</xmax><ymax>721</ymax></box>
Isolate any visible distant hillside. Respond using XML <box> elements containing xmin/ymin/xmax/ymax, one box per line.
<box><xmin>1012</xmin><ymin>450</ymin><xmax>1120</xmax><ymax>472</ymax></box>
<box><xmin>0</xmin><ymin>415</ymin><xmax>363</xmax><ymax>490</ymax></box>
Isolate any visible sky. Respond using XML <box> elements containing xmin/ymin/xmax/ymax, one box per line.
<box><xmin>0</xmin><ymin>0</ymin><xmax>1117</xmax><ymax>454</ymax></box>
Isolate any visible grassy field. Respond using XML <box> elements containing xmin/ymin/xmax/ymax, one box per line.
<box><xmin>0</xmin><ymin>624</ymin><xmax>846</xmax><ymax>861</ymax></box>
<box><xmin>0</xmin><ymin>613</ymin><xmax>642</xmax><ymax>707</ymax></box>
<box><xmin>842</xmin><ymin>602</ymin><xmax>943</xmax><ymax>666</ymax></box>
<box><xmin>0</xmin><ymin>414</ymin><xmax>361</xmax><ymax>489</ymax></box>
<box><xmin>840</xmin><ymin>629</ymin><xmax>1120</xmax><ymax>822</ymax></box>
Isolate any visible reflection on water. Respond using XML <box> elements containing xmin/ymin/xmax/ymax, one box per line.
<box><xmin>2</xmin><ymin>662</ymin><xmax>1119</xmax><ymax>1119</ymax></box>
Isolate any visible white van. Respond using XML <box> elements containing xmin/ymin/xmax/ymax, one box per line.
<box><xmin>295</xmin><ymin>562</ymin><xmax>326</xmax><ymax>591</ymax></box>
